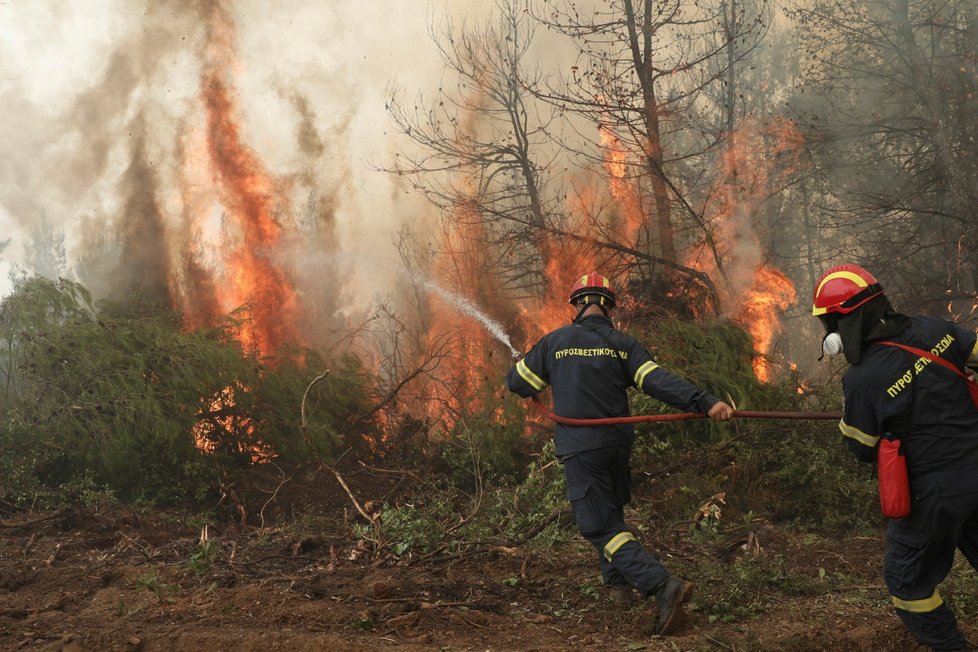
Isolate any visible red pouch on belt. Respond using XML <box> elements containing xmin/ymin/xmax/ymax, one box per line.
<box><xmin>878</xmin><ymin>438</ymin><xmax>910</xmax><ymax>519</ymax></box>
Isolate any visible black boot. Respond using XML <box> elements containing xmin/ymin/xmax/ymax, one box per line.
<box><xmin>654</xmin><ymin>576</ymin><xmax>694</xmax><ymax>635</ymax></box>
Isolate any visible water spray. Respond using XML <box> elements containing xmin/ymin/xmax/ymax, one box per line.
<box><xmin>405</xmin><ymin>273</ymin><xmax>520</xmax><ymax>358</ymax></box>
<box><xmin>397</xmin><ymin>269</ymin><xmax>843</xmax><ymax>422</ymax></box>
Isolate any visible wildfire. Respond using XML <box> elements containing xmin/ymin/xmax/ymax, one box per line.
<box><xmin>737</xmin><ymin>267</ymin><xmax>797</xmax><ymax>381</ymax></box>
<box><xmin>417</xmin><ymin>201</ymin><xmax>506</xmax><ymax>430</ymax></box>
<box><xmin>527</xmin><ymin>189</ymin><xmax>602</xmax><ymax>339</ymax></box>
<box><xmin>687</xmin><ymin>117</ymin><xmax>806</xmax><ymax>381</ymax></box>
<box><xmin>192</xmin><ymin>5</ymin><xmax>298</xmax><ymax>356</ymax></box>
<box><xmin>171</xmin><ymin>5</ymin><xmax>303</xmax><ymax>459</ymax></box>
<box><xmin>386</xmin><ymin>89</ymin><xmax>807</xmax><ymax>438</ymax></box>
<box><xmin>598</xmin><ymin>123</ymin><xmax>645</xmax><ymax>248</ymax></box>
<box><xmin>193</xmin><ymin>384</ymin><xmax>275</xmax><ymax>464</ymax></box>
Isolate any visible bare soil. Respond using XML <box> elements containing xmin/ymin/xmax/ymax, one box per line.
<box><xmin>0</xmin><ymin>466</ymin><xmax>968</xmax><ymax>652</ymax></box>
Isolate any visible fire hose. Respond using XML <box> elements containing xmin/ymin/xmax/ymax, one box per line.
<box><xmin>529</xmin><ymin>395</ymin><xmax>842</xmax><ymax>424</ymax></box>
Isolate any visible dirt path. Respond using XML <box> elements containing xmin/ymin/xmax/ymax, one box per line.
<box><xmin>2</xmin><ymin>498</ymin><xmax>956</xmax><ymax>652</ymax></box>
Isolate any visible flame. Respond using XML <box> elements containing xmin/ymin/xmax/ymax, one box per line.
<box><xmin>159</xmin><ymin>4</ymin><xmax>301</xmax><ymax>359</ymax></box>
<box><xmin>598</xmin><ymin>124</ymin><xmax>645</xmax><ymax>248</ymax></box>
<box><xmin>526</xmin><ymin>187</ymin><xmax>602</xmax><ymax>339</ymax></box>
<box><xmin>193</xmin><ymin>384</ymin><xmax>275</xmax><ymax>463</ymax></box>
<box><xmin>169</xmin><ymin>5</ymin><xmax>304</xmax><ymax>460</ymax></box>
<box><xmin>737</xmin><ymin>267</ymin><xmax>796</xmax><ymax>381</ymax></box>
<box><xmin>413</xmin><ymin>201</ymin><xmax>504</xmax><ymax>430</ymax></box>
<box><xmin>687</xmin><ymin>117</ymin><xmax>805</xmax><ymax>381</ymax></box>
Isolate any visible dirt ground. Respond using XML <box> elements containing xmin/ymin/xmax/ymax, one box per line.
<box><xmin>1</xmin><ymin>467</ymin><xmax>972</xmax><ymax>652</ymax></box>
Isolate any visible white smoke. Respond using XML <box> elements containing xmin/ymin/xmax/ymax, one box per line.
<box><xmin>0</xmin><ymin>1</ymin><xmax>483</xmax><ymax>304</ymax></box>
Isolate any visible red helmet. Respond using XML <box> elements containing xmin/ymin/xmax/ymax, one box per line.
<box><xmin>569</xmin><ymin>272</ymin><xmax>616</xmax><ymax>307</ymax></box>
<box><xmin>812</xmin><ymin>264</ymin><xmax>884</xmax><ymax>317</ymax></box>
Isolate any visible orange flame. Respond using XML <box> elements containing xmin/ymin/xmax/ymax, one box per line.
<box><xmin>196</xmin><ymin>4</ymin><xmax>300</xmax><ymax>358</ymax></box>
<box><xmin>688</xmin><ymin>117</ymin><xmax>805</xmax><ymax>381</ymax></box>
<box><xmin>417</xmin><ymin>202</ymin><xmax>503</xmax><ymax>430</ymax></box>
<box><xmin>598</xmin><ymin>124</ymin><xmax>645</xmax><ymax>248</ymax></box>
<box><xmin>193</xmin><ymin>384</ymin><xmax>275</xmax><ymax>463</ymax></box>
<box><xmin>737</xmin><ymin>267</ymin><xmax>796</xmax><ymax>381</ymax></box>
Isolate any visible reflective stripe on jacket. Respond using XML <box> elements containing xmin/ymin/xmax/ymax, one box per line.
<box><xmin>506</xmin><ymin>315</ymin><xmax>718</xmax><ymax>456</ymax></box>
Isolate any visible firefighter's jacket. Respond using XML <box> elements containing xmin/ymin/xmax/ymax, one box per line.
<box><xmin>840</xmin><ymin>316</ymin><xmax>978</xmax><ymax>475</ymax></box>
<box><xmin>506</xmin><ymin>315</ymin><xmax>720</xmax><ymax>457</ymax></box>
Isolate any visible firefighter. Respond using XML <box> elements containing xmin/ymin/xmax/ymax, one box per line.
<box><xmin>506</xmin><ymin>272</ymin><xmax>734</xmax><ymax>635</ymax></box>
<box><xmin>813</xmin><ymin>264</ymin><xmax>978</xmax><ymax>651</ymax></box>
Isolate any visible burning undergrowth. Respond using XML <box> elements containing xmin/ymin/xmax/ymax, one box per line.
<box><xmin>0</xmin><ymin>2</ymin><xmax>810</xmax><ymax>485</ymax></box>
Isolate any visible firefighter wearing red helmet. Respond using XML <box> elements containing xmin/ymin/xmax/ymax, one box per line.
<box><xmin>814</xmin><ymin>264</ymin><xmax>978</xmax><ymax>651</ymax></box>
<box><xmin>506</xmin><ymin>272</ymin><xmax>733</xmax><ymax>635</ymax></box>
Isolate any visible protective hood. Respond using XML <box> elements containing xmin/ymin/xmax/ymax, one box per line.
<box><xmin>833</xmin><ymin>294</ymin><xmax>911</xmax><ymax>365</ymax></box>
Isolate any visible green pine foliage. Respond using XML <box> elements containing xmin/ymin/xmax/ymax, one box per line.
<box><xmin>0</xmin><ymin>275</ymin><xmax>375</xmax><ymax>505</ymax></box>
<box><xmin>627</xmin><ymin>316</ymin><xmax>774</xmax><ymax>445</ymax></box>
<box><xmin>440</xmin><ymin>388</ymin><xmax>533</xmax><ymax>491</ymax></box>
<box><xmin>620</xmin><ymin>316</ymin><xmax>876</xmax><ymax>532</ymax></box>
<box><xmin>258</xmin><ymin>348</ymin><xmax>376</xmax><ymax>464</ymax></box>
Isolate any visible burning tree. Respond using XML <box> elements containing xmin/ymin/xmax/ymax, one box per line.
<box><xmin>530</xmin><ymin>0</ymin><xmax>772</xmax><ymax>286</ymax></box>
<box><xmin>385</xmin><ymin>1</ymin><xmax>562</xmax><ymax>301</ymax></box>
<box><xmin>387</xmin><ymin>0</ymin><xmax>804</xmax><ymax>389</ymax></box>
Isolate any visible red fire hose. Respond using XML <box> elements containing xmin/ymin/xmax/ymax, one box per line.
<box><xmin>529</xmin><ymin>395</ymin><xmax>842</xmax><ymax>424</ymax></box>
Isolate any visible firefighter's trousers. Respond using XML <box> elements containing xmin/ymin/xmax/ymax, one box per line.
<box><xmin>885</xmin><ymin>466</ymin><xmax>978</xmax><ymax>651</ymax></box>
<box><xmin>561</xmin><ymin>446</ymin><xmax>669</xmax><ymax>596</ymax></box>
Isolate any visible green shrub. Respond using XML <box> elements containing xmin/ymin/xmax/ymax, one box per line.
<box><xmin>0</xmin><ymin>413</ymin><xmax>56</xmax><ymax>505</ymax></box>
<box><xmin>628</xmin><ymin>317</ymin><xmax>771</xmax><ymax>449</ymax></box>
<box><xmin>380</xmin><ymin>500</ymin><xmax>451</xmax><ymax>555</ymax></box>
<box><xmin>728</xmin><ymin>421</ymin><xmax>879</xmax><ymax>532</ymax></box>
<box><xmin>0</xmin><ymin>275</ymin><xmax>378</xmax><ymax>506</ymax></box>
<box><xmin>441</xmin><ymin>391</ymin><xmax>531</xmax><ymax>491</ymax></box>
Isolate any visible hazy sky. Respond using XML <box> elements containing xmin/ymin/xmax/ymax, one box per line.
<box><xmin>0</xmin><ymin>0</ymin><xmax>495</xmax><ymax>301</ymax></box>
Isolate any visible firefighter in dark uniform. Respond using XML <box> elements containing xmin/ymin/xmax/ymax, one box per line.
<box><xmin>813</xmin><ymin>264</ymin><xmax>978</xmax><ymax>651</ymax></box>
<box><xmin>506</xmin><ymin>272</ymin><xmax>734</xmax><ymax>635</ymax></box>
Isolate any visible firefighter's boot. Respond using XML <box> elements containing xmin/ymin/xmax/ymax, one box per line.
<box><xmin>609</xmin><ymin>584</ymin><xmax>633</xmax><ymax>607</ymax></box>
<box><xmin>654</xmin><ymin>576</ymin><xmax>694</xmax><ymax>635</ymax></box>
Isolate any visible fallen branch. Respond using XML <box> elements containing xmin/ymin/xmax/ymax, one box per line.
<box><xmin>417</xmin><ymin>508</ymin><xmax>569</xmax><ymax>565</ymax></box>
<box><xmin>357</xmin><ymin>460</ymin><xmax>437</xmax><ymax>491</ymax></box>
<box><xmin>0</xmin><ymin>506</ymin><xmax>68</xmax><ymax>529</ymax></box>
<box><xmin>258</xmin><ymin>461</ymin><xmax>290</xmax><ymax>534</ymax></box>
<box><xmin>329</xmin><ymin>464</ymin><xmax>378</xmax><ymax>526</ymax></box>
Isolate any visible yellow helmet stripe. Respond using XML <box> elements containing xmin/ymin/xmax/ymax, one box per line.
<box><xmin>892</xmin><ymin>590</ymin><xmax>943</xmax><ymax>613</ymax></box>
<box><xmin>603</xmin><ymin>531</ymin><xmax>636</xmax><ymax>561</ymax></box>
<box><xmin>815</xmin><ymin>270</ymin><xmax>870</xmax><ymax>295</ymax></box>
<box><xmin>516</xmin><ymin>359</ymin><xmax>548</xmax><ymax>392</ymax></box>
